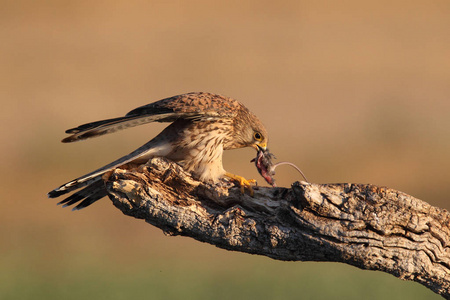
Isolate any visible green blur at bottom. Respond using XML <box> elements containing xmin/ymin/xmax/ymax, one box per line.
<box><xmin>1</xmin><ymin>258</ymin><xmax>439</xmax><ymax>300</ymax></box>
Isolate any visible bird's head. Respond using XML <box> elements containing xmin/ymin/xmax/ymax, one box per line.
<box><xmin>227</xmin><ymin>106</ymin><xmax>268</xmax><ymax>151</ymax></box>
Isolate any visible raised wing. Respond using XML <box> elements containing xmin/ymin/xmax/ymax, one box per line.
<box><xmin>62</xmin><ymin>92</ymin><xmax>239</xmax><ymax>143</ymax></box>
<box><xmin>62</xmin><ymin>112</ymin><xmax>192</xmax><ymax>143</ymax></box>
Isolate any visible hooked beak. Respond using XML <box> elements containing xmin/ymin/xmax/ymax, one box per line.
<box><xmin>254</xmin><ymin>144</ymin><xmax>267</xmax><ymax>152</ymax></box>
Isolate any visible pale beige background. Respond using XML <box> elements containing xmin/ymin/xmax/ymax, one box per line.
<box><xmin>1</xmin><ymin>1</ymin><xmax>449</xmax><ymax>299</ymax></box>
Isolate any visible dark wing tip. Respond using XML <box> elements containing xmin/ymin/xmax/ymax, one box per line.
<box><xmin>48</xmin><ymin>189</ymin><xmax>67</xmax><ymax>198</ymax></box>
<box><xmin>61</xmin><ymin>136</ymin><xmax>76</xmax><ymax>143</ymax></box>
<box><xmin>62</xmin><ymin>129</ymin><xmax>109</xmax><ymax>143</ymax></box>
<box><xmin>65</xmin><ymin>128</ymin><xmax>80</xmax><ymax>134</ymax></box>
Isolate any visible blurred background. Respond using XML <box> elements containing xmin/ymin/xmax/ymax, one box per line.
<box><xmin>1</xmin><ymin>0</ymin><xmax>449</xmax><ymax>299</ymax></box>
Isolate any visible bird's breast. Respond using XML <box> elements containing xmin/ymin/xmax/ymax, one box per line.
<box><xmin>166</xmin><ymin>120</ymin><xmax>232</xmax><ymax>182</ymax></box>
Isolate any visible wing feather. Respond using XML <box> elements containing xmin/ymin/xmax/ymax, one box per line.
<box><xmin>62</xmin><ymin>112</ymin><xmax>180</xmax><ymax>143</ymax></box>
<box><xmin>61</xmin><ymin>92</ymin><xmax>240</xmax><ymax>143</ymax></box>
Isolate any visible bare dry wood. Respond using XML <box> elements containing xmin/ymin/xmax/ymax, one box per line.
<box><xmin>105</xmin><ymin>157</ymin><xmax>450</xmax><ymax>299</ymax></box>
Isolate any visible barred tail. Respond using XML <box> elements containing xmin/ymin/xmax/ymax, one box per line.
<box><xmin>48</xmin><ymin>134</ymin><xmax>169</xmax><ymax>210</ymax></box>
<box><xmin>50</xmin><ymin>177</ymin><xmax>107</xmax><ymax>210</ymax></box>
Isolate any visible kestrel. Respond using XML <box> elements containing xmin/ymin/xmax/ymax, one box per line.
<box><xmin>48</xmin><ymin>92</ymin><xmax>269</xmax><ymax>210</ymax></box>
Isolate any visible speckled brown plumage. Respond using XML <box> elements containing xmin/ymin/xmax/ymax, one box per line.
<box><xmin>48</xmin><ymin>92</ymin><xmax>269</xmax><ymax>209</ymax></box>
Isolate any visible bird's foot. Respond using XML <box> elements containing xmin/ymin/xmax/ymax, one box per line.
<box><xmin>225</xmin><ymin>172</ymin><xmax>256</xmax><ymax>196</ymax></box>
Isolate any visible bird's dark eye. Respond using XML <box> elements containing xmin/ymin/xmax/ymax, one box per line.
<box><xmin>254</xmin><ymin>132</ymin><xmax>262</xmax><ymax>141</ymax></box>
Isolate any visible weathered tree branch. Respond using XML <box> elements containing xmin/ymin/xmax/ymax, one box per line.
<box><xmin>106</xmin><ymin>157</ymin><xmax>450</xmax><ymax>298</ymax></box>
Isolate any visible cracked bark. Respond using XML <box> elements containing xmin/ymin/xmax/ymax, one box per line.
<box><xmin>105</xmin><ymin>157</ymin><xmax>450</xmax><ymax>299</ymax></box>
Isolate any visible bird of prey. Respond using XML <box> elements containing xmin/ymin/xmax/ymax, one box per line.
<box><xmin>48</xmin><ymin>92</ymin><xmax>269</xmax><ymax>210</ymax></box>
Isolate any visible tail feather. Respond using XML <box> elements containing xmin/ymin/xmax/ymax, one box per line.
<box><xmin>48</xmin><ymin>138</ymin><xmax>161</xmax><ymax>200</ymax></box>
<box><xmin>48</xmin><ymin>176</ymin><xmax>101</xmax><ymax>198</ymax></box>
<box><xmin>72</xmin><ymin>187</ymin><xmax>108</xmax><ymax>211</ymax></box>
<box><xmin>57</xmin><ymin>177</ymin><xmax>102</xmax><ymax>206</ymax></box>
<box><xmin>55</xmin><ymin>178</ymin><xmax>106</xmax><ymax>210</ymax></box>
<box><xmin>58</xmin><ymin>192</ymin><xmax>84</xmax><ymax>207</ymax></box>
<box><xmin>48</xmin><ymin>138</ymin><xmax>166</xmax><ymax>210</ymax></box>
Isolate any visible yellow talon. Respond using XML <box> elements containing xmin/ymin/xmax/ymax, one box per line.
<box><xmin>225</xmin><ymin>172</ymin><xmax>256</xmax><ymax>196</ymax></box>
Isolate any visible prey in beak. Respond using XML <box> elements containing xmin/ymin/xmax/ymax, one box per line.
<box><xmin>251</xmin><ymin>145</ymin><xmax>309</xmax><ymax>187</ymax></box>
<box><xmin>251</xmin><ymin>145</ymin><xmax>277</xmax><ymax>186</ymax></box>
